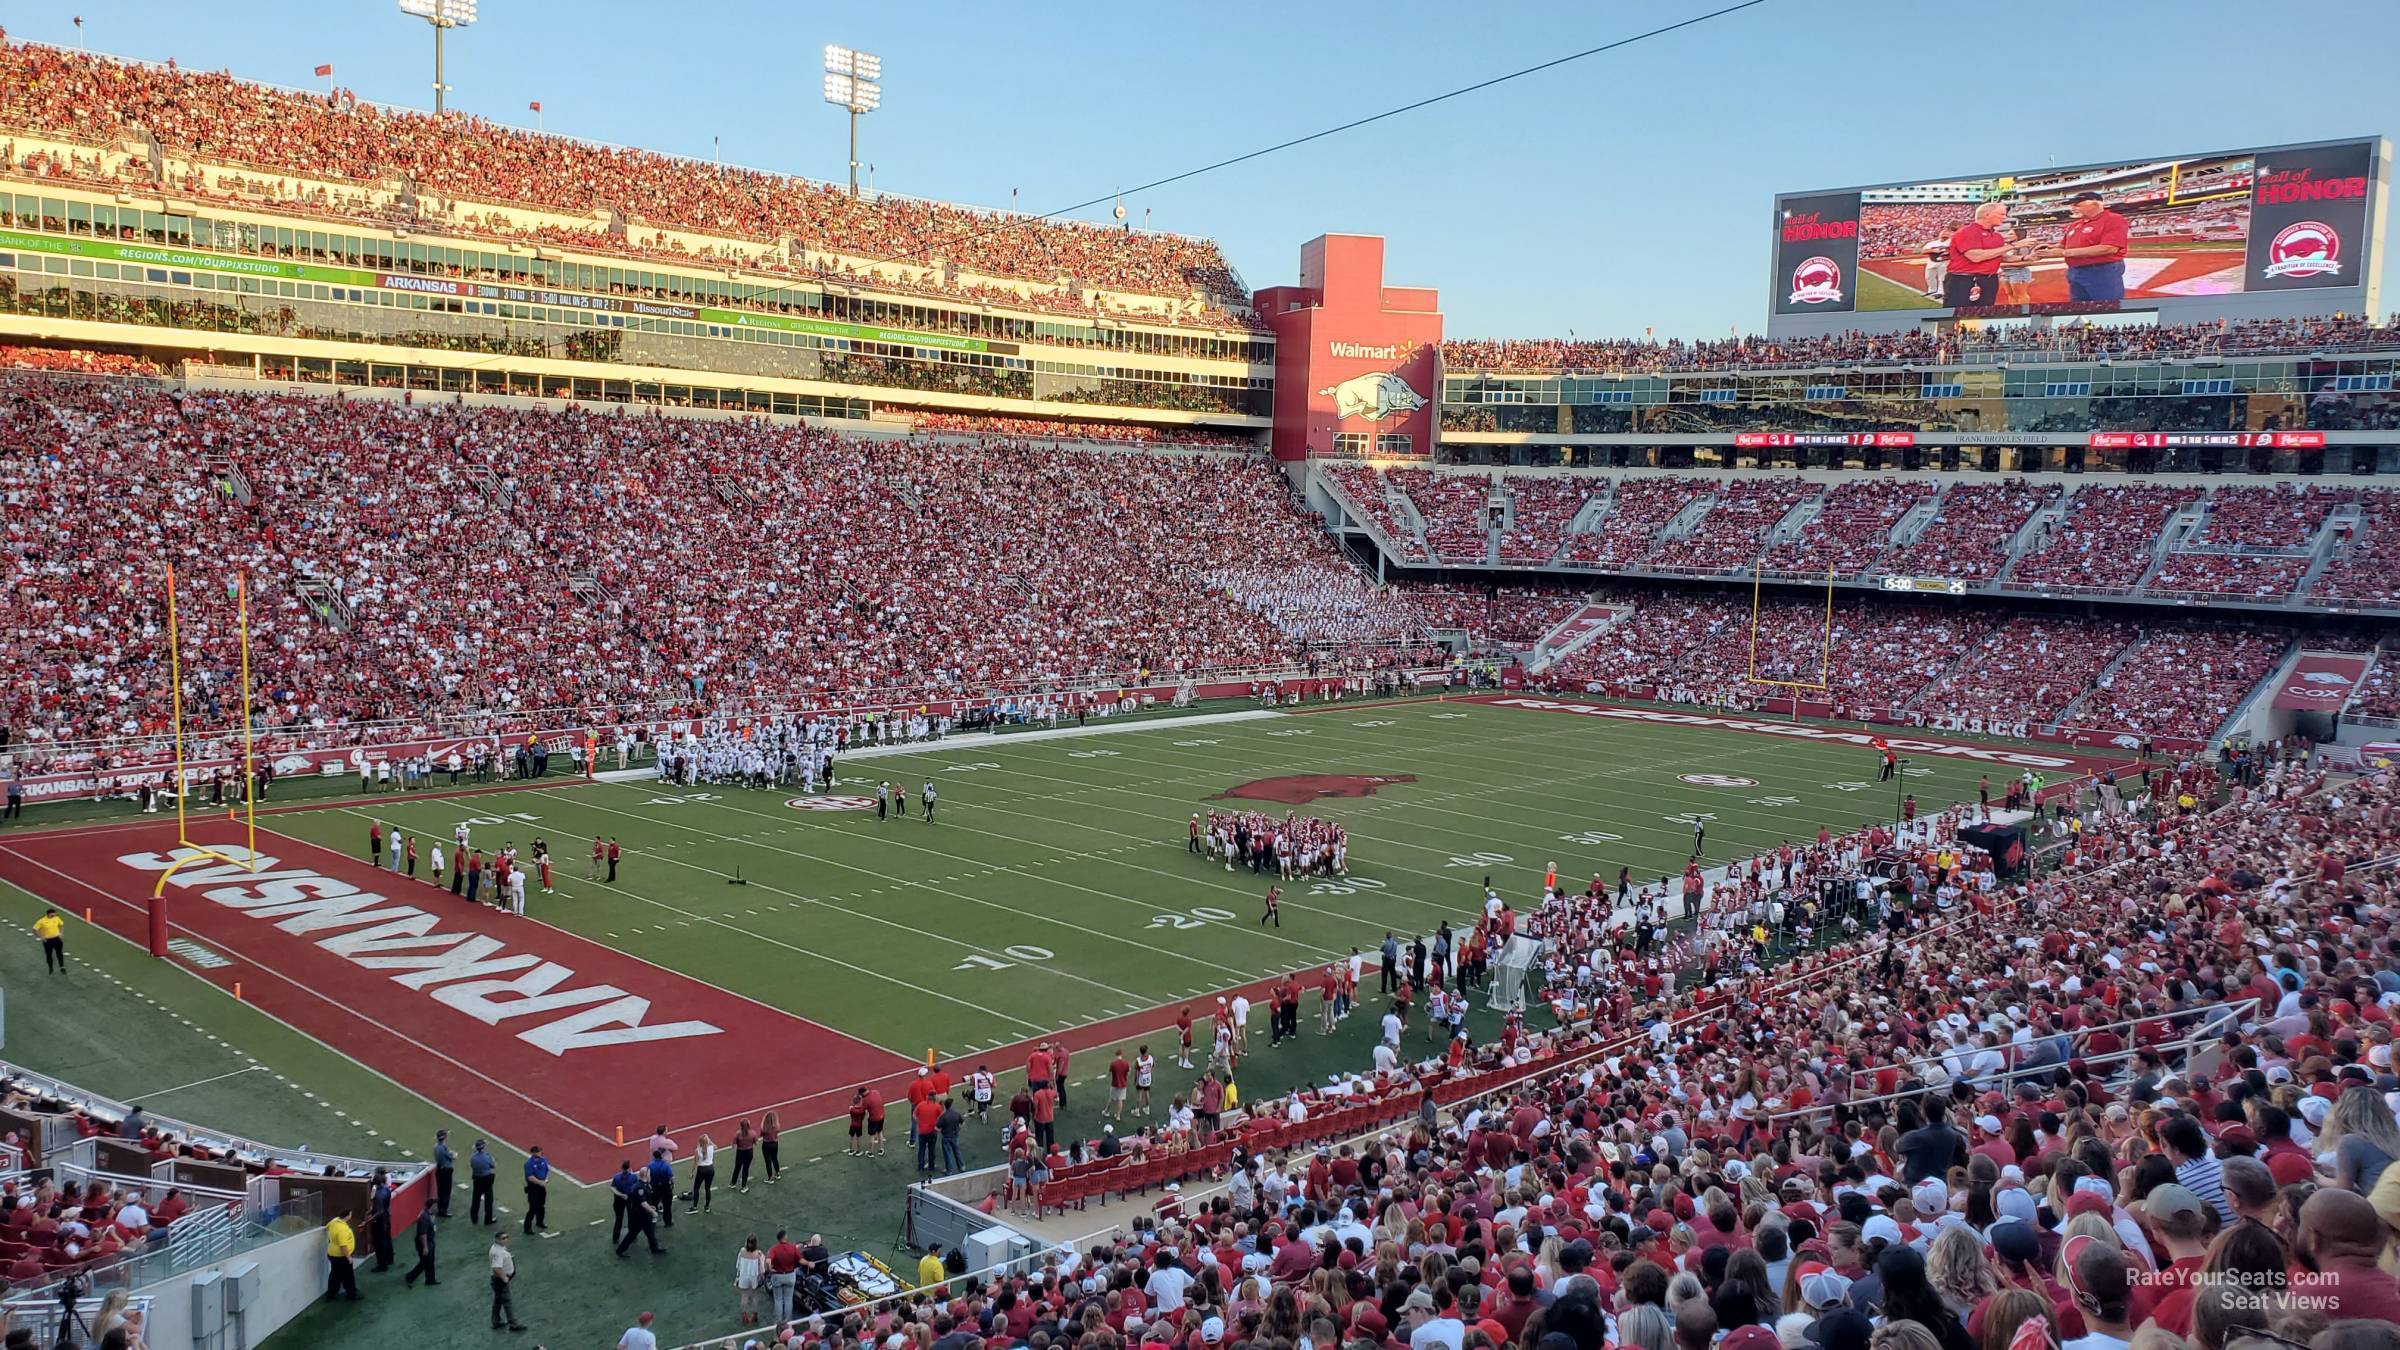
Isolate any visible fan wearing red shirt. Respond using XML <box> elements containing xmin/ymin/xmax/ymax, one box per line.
<box><xmin>1944</xmin><ymin>202</ymin><xmax>2017</xmax><ymax>307</ymax></box>
<box><xmin>2049</xmin><ymin>192</ymin><xmax>2129</xmax><ymax>302</ymax></box>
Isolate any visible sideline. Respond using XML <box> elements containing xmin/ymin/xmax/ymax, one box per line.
<box><xmin>592</xmin><ymin>707</ymin><xmax>1284</xmax><ymax>784</ymax></box>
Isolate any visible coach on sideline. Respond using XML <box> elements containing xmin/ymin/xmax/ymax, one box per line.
<box><xmin>2049</xmin><ymin>190</ymin><xmax>2129</xmax><ymax>303</ymax></box>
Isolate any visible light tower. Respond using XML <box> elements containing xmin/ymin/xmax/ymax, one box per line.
<box><xmin>398</xmin><ymin>0</ymin><xmax>479</xmax><ymax>115</ymax></box>
<box><xmin>822</xmin><ymin>44</ymin><xmax>882</xmax><ymax>198</ymax></box>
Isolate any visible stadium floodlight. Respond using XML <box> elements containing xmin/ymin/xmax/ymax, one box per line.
<box><xmin>398</xmin><ymin>0</ymin><xmax>479</xmax><ymax>115</ymax></box>
<box><xmin>823</xmin><ymin>44</ymin><xmax>883</xmax><ymax>198</ymax></box>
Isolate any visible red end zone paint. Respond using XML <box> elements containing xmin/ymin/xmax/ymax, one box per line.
<box><xmin>0</xmin><ymin>823</ymin><xmax>910</xmax><ymax>1180</ymax></box>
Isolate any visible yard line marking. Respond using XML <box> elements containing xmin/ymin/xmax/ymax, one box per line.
<box><xmin>555</xmin><ymin>789</ymin><xmax>1276</xmax><ymax>987</ymax></box>
<box><xmin>596</xmin><ymin>784</ymin><xmax>1362</xmax><ymax>969</ymax></box>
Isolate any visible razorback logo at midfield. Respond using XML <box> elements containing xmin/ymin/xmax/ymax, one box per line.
<box><xmin>1211</xmin><ymin>773</ymin><xmax>1418</xmax><ymax>805</ymax></box>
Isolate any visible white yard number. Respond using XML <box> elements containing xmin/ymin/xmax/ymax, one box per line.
<box><xmin>943</xmin><ymin>761</ymin><xmax>1002</xmax><ymax>773</ymax></box>
<box><xmin>1665</xmin><ymin>812</ymin><xmax>1719</xmax><ymax>827</ymax></box>
<box><xmin>1309</xmin><ymin>877</ymin><xmax>1387</xmax><ymax>897</ymax></box>
<box><xmin>1265</xmin><ymin>729</ymin><xmax>1312</xmax><ymax>738</ymax></box>
<box><xmin>953</xmin><ymin>944</ymin><xmax>1055</xmax><ymax>973</ymax></box>
<box><xmin>640</xmin><ymin>793</ymin><xmax>720</xmax><ymax>805</ymax></box>
<box><xmin>1148</xmin><ymin>906</ymin><xmax>1239</xmax><ymax>930</ymax></box>
<box><xmin>1747</xmin><ymin>795</ymin><xmax>1801</xmax><ymax>807</ymax></box>
<box><xmin>460</xmin><ymin>811</ymin><xmax>542</xmax><ymax>825</ymax></box>
<box><xmin>1066</xmin><ymin>749</ymin><xmax>1121</xmax><ymax>759</ymax></box>
<box><xmin>1443</xmin><ymin>851</ymin><xmax>1514</xmax><ymax>868</ymax></box>
<box><xmin>1428</xmin><ymin>712</ymin><xmax>1470</xmax><ymax>720</ymax></box>
<box><xmin>1822</xmin><ymin>781</ymin><xmax>1871</xmax><ymax>793</ymax></box>
<box><xmin>1352</xmin><ymin>720</ymin><xmax>1396</xmax><ymax>728</ymax></box>
<box><xmin>1901</xmin><ymin>766</ymin><xmax>1933</xmax><ymax>778</ymax></box>
<box><xmin>1173</xmin><ymin>738</ymin><xmax>1221</xmax><ymax>747</ymax></box>
<box><xmin>1557</xmin><ymin>830</ymin><xmax>1624</xmax><ymax>845</ymax></box>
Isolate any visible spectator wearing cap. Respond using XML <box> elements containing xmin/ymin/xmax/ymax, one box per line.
<box><xmin>1403</xmin><ymin>1287</ymin><xmax>1463</xmax><ymax>1350</ymax></box>
<box><xmin>1979</xmin><ymin>1220</ymin><xmax>2084</xmax><ymax>1344</ymax></box>
<box><xmin>2061</xmin><ymin>1241</ymin><xmax>2136</xmax><ymax>1350</ymax></box>
<box><xmin>2047</xmin><ymin>193</ymin><xmax>2129</xmax><ymax>304</ymax></box>
<box><xmin>2130</xmin><ymin>1183</ymin><xmax>2213</xmax><ymax>1336</ymax></box>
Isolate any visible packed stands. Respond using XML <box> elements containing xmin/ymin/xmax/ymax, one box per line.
<box><xmin>1496</xmin><ymin>476</ymin><xmax>1597</xmax><ymax>566</ymax></box>
<box><xmin>2189</xmin><ymin>484</ymin><xmax>2351</xmax><ymax>550</ymax></box>
<box><xmin>2009</xmin><ymin>484</ymin><xmax>2202</xmax><ymax>592</ymax></box>
<box><xmin>1851</xmin><ymin>479</ymin><xmax>2060</xmax><ymax>583</ymax></box>
<box><xmin>1399</xmin><ymin>584</ymin><xmax>1590</xmax><ymax>647</ymax></box>
<box><xmin>2312</xmin><ymin>495</ymin><xmax>2400</xmax><ymax>607</ymax></box>
<box><xmin>1388</xmin><ymin>469</ymin><xmax>1495</xmax><ymax>564</ymax></box>
<box><xmin>909</xmin><ymin>414</ymin><xmax>1259</xmax><ymax>449</ymax></box>
<box><xmin>1649</xmin><ymin>479</ymin><xmax>1821</xmax><ymax>574</ymax></box>
<box><xmin>1910</xmin><ymin>617</ymin><xmax>2144</xmax><ymax>736</ymax></box>
<box><xmin>1321</xmin><ymin>464</ymin><xmax>1428</xmax><ymax>562</ymax></box>
<box><xmin>1557</xmin><ymin>477</ymin><xmax>1710</xmax><ymax>569</ymax></box>
<box><xmin>1757</xmin><ymin>478</ymin><xmax>1937</xmax><ymax>578</ymax></box>
<box><xmin>0</xmin><ymin>375</ymin><xmax>1398</xmax><ymax>760</ymax></box>
<box><xmin>1540</xmin><ymin>593</ymin><xmax>2000</xmax><ymax>720</ymax></box>
<box><xmin>2072</xmin><ymin>627</ymin><xmax>2291</xmax><ymax>742</ymax></box>
<box><xmin>1442</xmin><ymin>312</ymin><xmax>2400</xmax><ymax>374</ymax></box>
<box><xmin>0</xmin><ymin>345</ymin><xmax>158</xmax><ymax>377</ymax></box>
<box><xmin>0</xmin><ymin>39</ymin><xmax>1251</xmax><ymax>318</ymax></box>
<box><xmin>2145</xmin><ymin>550</ymin><xmax>2315</xmax><ymax>601</ymax></box>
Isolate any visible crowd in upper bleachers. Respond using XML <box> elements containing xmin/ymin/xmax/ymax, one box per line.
<box><xmin>0</xmin><ymin>36</ymin><xmax>1251</xmax><ymax>323</ymax></box>
<box><xmin>1441</xmin><ymin>316</ymin><xmax>2400</xmax><ymax>375</ymax></box>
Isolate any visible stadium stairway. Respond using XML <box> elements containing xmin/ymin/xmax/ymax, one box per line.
<box><xmin>1884</xmin><ymin>490</ymin><xmax>1944</xmax><ymax>562</ymax></box>
<box><xmin>2133</xmin><ymin>497</ymin><xmax>2214</xmax><ymax>594</ymax></box>
<box><xmin>1992</xmin><ymin>491</ymin><xmax>2071</xmax><ymax>587</ymax></box>
<box><xmin>2211</xmin><ymin>636</ymin><xmax>2303</xmax><ymax>744</ymax></box>
<box><xmin>2293</xmin><ymin>500</ymin><xmax>2367</xmax><ymax>603</ymax></box>
<box><xmin>1525</xmin><ymin>602</ymin><xmax>1630</xmax><ymax>674</ymax></box>
<box><xmin>2050</xmin><ymin>630</ymin><xmax>2153</xmax><ymax>731</ymax></box>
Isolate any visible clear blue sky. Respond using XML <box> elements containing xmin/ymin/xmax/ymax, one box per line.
<box><xmin>18</xmin><ymin>1</ymin><xmax>2399</xmax><ymax>338</ymax></box>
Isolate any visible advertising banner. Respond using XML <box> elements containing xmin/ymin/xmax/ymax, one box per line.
<box><xmin>2271</xmin><ymin>652</ymin><xmax>2373</xmax><ymax>711</ymax></box>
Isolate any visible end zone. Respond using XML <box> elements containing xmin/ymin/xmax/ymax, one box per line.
<box><xmin>0</xmin><ymin>822</ymin><xmax>913</xmax><ymax>1180</ymax></box>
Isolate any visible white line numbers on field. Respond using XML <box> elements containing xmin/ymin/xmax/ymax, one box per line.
<box><xmin>954</xmin><ymin>944</ymin><xmax>1055</xmax><ymax>973</ymax></box>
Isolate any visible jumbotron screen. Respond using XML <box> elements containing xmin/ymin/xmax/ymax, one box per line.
<box><xmin>1771</xmin><ymin>137</ymin><xmax>2385</xmax><ymax>318</ymax></box>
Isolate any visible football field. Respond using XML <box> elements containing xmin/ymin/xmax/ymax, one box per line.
<box><xmin>0</xmin><ymin>693</ymin><xmax>2125</xmax><ymax>1181</ymax></box>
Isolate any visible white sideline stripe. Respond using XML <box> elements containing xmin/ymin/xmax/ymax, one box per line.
<box><xmin>589</xmin><ymin>708</ymin><xmax>1281</xmax><ymax>785</ymax></box>
<box><xmin>125</xmin><ymin>1065</ymin><xmax>268</xmax><ymax>1100</ymax></box>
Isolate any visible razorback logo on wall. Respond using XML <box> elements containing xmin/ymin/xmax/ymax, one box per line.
<box><xmin>1257</xmin><ymin>234</ymin><xmax>1443</xmax><ymax>462</ymax></box>
<box><xmin>1211</xmin><ymin>773</ymin><xmax>1418</xmax><ymax>804</ymax></box>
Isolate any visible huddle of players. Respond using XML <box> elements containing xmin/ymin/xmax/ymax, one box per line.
<box><xmin>654</xmin><ymin>720</ymin><xmax>839</xmax><ymax>791</ymax></box>
<box><xmin>1190</xmin><ymin>810</ymin><xmax>1348</xmax><ymax>877</ymax></box>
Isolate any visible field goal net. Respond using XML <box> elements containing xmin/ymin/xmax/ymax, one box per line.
<box><xmin>1486</xmin><ymin>934</ymin><xmax>1545</xmax><ymax>1013</ymax></box>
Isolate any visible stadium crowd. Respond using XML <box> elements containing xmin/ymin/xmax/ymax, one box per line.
<box><xmin>0</xmin><ymin>377</ymin><xmax>1411</xmax><ymax>772</ymax></box>
<box><xmin>1440</xmin><ymin>316</ymin><xmax>2400</xmax><ymax>376</ymax></box>
<box><xmin>0</xmin><ymin>37</ymin><xmax>1249</xmax><ymax>314</ymax></box>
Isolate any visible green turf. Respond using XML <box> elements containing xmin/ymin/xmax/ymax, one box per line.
<box><xmin>0</xmin><ymin>695</ymin><xmax>2006</xmax><ymax>1350</ymax></box>
<box><xmin>1856</xmin><ymin>266</ymin><xmax>1942</xmax><ymax>312</ymax></box>
<box><xmin>260</xmin><ymin>698</ymin><xmax>1986</xmax><ymax>1059</ymax></box>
